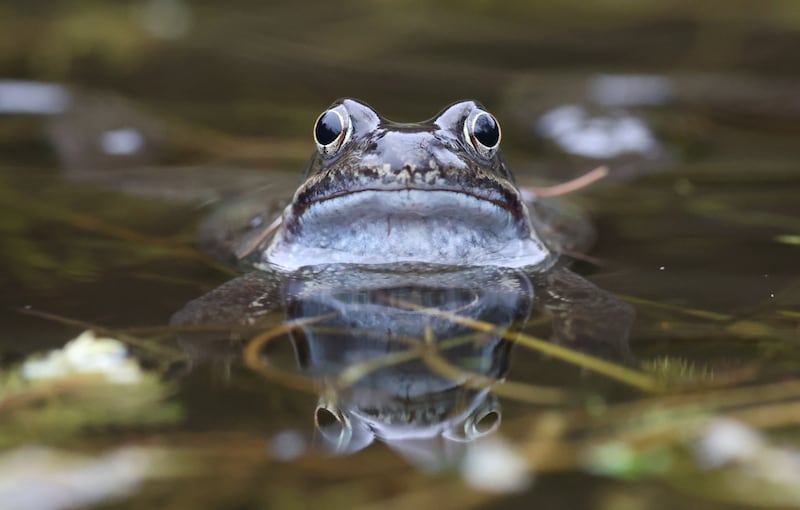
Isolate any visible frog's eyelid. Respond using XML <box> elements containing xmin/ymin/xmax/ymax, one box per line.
<box><xmin>339</xmin><ymin>98</ymin><xmax>381</xmax><ymax>133</ymax></box>
<box><xmin>433</xmin><ymin>100</ymin><xmax>479</xmax><ymax>132</ymax></box>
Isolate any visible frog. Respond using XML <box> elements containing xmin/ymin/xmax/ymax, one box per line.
<box><xmin>196</xmin><ymin>98</ymin><xmax>596</xmax><ymax>272</ymax></box>
<box><xmin>261</xmin><ymin>98</ymin><xmax>552</xmax><ymax>269</ymax></box>
<box><xmin>177</xmin><ymin>97</ymin><xmax>626</xmax><ymax>340</ymax></box>
<box><xmin>172</xmin><ymin>99</ymin><xmax>634</xmax><ymax>458</ymax></box>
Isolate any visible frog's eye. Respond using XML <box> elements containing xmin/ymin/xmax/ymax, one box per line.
<box><xmin>464</xmin><ymin>110</ymin><xmax>501</xmax><ymax>159</ymax></box>
<box><xmin>313</xmin><ymin>105</ymin><xmax>352</xmax><ymax>156</ymax></box>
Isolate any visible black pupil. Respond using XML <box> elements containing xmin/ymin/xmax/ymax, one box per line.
<box><xmin>315</xmin><ymin>110</ymin><xmax>343</xmax><ymax>146</ymax></box>
<box><xmin>473</xmin><ymin>113</ymin><xmax>499</xmax><ymax>148</ymax></box>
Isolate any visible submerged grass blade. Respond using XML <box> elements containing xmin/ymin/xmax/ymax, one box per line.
<box><xmin>336</xmin><ymin>349</ymin><xmax>422</xmax><ymax>388</ymax></box>
<box><xmin>235</xmin><ymin>214</ymin><xmax>282</xmax><ymax>259</ymax></box>
<box><xmin>687</xmin><ymin>200</ymin><xmax>800</xmax><ymax>231</ymax></box>
<box><xmin>619</xmin><ymin>294</ymin><xmax>732</xmax><ymax>321</ymax></box>
<box><xmin>243</xmin><ymin>314</ymin><xmax>338</xmax><ymax>394</ymax></box>
<box><xmin>335</xmin><ymin>326</ymin><xmax>569</xmax><ymax>404</ymax></box>
<box><xmin>508</xmin><ymin>330</ymin><xmax>663</xmax><ymax>393</ymax></box>
<box><xmin>16</xmin><ymin>307</ymin><xmax>183</xmax><ymax>362</ymax></box>
<box><xmin>568</xmin><ymin>378</ymin><xmax>800</xmax><ymax>439</ymax></box>
<box><xmin>775</xmin><ymin>234</ymin><xmax>800</xmax><ymax>246</ymax></box>
<box><xmin>419</xmin><ymin>344</ymin><xmax>570</xmax><ymax>405</ymax></box>
<box><xmin>391</xmin><ymin>299</ymin><xmax>663</xmax><ymax>393</ymax></box>
<box><xmin>0</xmin><ymin>191</ymin><xmax>235</xmax><ymax>276</ymax></box>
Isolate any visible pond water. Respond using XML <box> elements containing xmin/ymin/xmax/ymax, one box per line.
<box><xmin>1</xmin><ymin>2</ymin><xmax>799</xmax><ymax>509</ymax></box>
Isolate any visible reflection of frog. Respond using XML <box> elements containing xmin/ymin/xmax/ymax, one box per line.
<box><xmin>287</xmin><ymin>266</ymin><xmax>527</xmax><ymax>466</ymax></box>
<box><xmin>285</xmin><ymin>267</ymin><xmax>528</xmax><ymax>460</ymax></box>
<box><xmin>174</xmin><ymin>263</ymin><xmax>633</xmax><ymax>463</ymax></box>
<box><xmin>172</xmin><ymin>100</ymin><xmax>634</xmax><ymax>463</ymax></box>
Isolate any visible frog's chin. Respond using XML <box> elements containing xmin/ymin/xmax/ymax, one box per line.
<box><xmin>262</xmin><ymin>189</ymin><xmax>552</xmax><ymax>270</ymax></box>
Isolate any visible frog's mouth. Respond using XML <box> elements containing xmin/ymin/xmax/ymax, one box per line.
<box><xmin>263</xmin><ymin>187</ymin><xmax>551</xmax><ymax>270</ymax></box>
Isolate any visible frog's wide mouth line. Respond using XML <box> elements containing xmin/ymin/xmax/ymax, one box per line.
<box><xmin>307</xmin><ymin>186</ymin><xmax>520</xmax><ymax>209</ymax></box>
<box><xmin>288</xmin><ymin>188</ymin><xmax>530</xmax><ymax>235</ymax></box>
<box><xmin>293</xmin><ymin>178</ymin><xmax>528</xmax><ymax>219</ymax></box>
<box><xmin>264</xmin><ymin>189</ymin><xmax>552</xmax><ymax>270</ymax></box>
<box><xmin>290</xmin><ymin>187</ymin><xmax>528</xmax><ymax>225</ymax></box>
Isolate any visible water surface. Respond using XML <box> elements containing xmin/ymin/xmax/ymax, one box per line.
<box><xmin>1</xmin><ymin>2</ymin><xmax>799</xmax><ymax>509</ymax></box>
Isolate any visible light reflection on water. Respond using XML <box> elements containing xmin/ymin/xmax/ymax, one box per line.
<box><xmin>0</xmin><ymin>80</ymin><xmax>71</xmax><ymax>114</ymax></box>
<box><xmin>537</xmin><ymin>104</ymin><xmax>660</xmax><ymax>159</ymax></box>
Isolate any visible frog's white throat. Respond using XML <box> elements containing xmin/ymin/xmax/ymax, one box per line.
<box><xmin>263</xmin><ymin>189</ymin><xmax>552</xmax><ymax>270</ymax></box>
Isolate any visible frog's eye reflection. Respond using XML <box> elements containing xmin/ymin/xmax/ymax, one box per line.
<box><xmin>464</xmin><ymin>110</ymin><xmax>502</xmax><ymax>159</ymax></box>
<box><xmin>314</xmin><ymin>105</ymin><xmax>352</xmax><ymax>156</ymax></box>
<box><xmin>469</xmin><ymin>409</ymin><xmax>501</xmax><ymax>436</ymax></box>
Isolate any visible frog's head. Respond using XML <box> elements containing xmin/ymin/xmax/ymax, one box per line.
<box><xmin>264</xmin><ymin>98</ymin><xmax>551</xmax><ymax>270</ymax></box>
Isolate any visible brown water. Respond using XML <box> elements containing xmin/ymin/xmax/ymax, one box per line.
<box><xmin>1</xmin><ymin>2</ymin><xmax>799</xmax><ymax>509</ymax></box>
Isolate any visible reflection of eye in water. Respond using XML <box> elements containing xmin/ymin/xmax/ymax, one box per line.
<box><xmin>314</xmin><ymin>391</ymin><xmax>502</xmax><ymax>462</ymax></box>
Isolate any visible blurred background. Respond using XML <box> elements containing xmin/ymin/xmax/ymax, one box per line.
<box><xmin>0</xmin><ymin>1</ymin><xmax>799</xmax><ymax>509</ymax></box>
<box><xmin>4</xmin><ymin>0</ymin><xmax>800</xmax><ymax>143</ymax></box>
